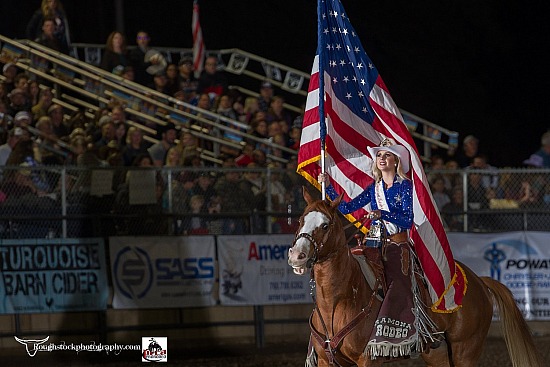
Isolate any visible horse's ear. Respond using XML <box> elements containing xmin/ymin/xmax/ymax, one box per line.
<box><xmin>303</xmin><ymin>186</ymin><xmax>314</xmax><ymax>205</ymax></box>
<box><xmin>331</xmin><ymin>192</ymin><xmax>344</xmax><ymax>209</ymax></box>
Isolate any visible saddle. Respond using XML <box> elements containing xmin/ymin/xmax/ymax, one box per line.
<box><xmin>351</xmin><ymin>234</ymin><xmax>443</xmax><ymax>354</ymax></box>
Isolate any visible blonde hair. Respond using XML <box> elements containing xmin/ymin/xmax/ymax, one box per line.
<box><xmin>372</xmin><ymin>153</ymin><xmax>409</xmax><ymax>183</ymax></box>
<box><xmin>41</xmin><ymin>0</ymin><xmax>65</xmax><ymax>17</ymax></box>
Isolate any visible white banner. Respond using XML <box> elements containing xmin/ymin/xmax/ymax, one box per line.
<box><xmin>218</xmin><ymin>235</ymin><xmax>310</xmax><ymax>305</ymax></box>
<box><xmin>448</xmin><ymin>232</ymin><xmax>550</xmax><ymax>320</ymax></box>
<box><xmin>109</xmin><ymin>236</ymin><xmax>216</xmax><ymax>309</ymax></box>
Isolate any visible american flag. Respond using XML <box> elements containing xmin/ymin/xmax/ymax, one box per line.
<box><xmin>192</xmin><ymin>0</ymin><xmax>205</xmax><ymax>78</ymax></box>
<box><xmin>297</xmin><ymin>0</ymin><xmax>465</xmax><ymax>312</ymax></box>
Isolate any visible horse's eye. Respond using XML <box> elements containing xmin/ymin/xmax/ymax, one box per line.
<box><xmin>322</xmin><ymin>223</ymin><xmax>329</xmax><ymax>231</ymax></box>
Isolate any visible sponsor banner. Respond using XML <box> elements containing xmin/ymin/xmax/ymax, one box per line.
<box><xmin>448</xmin><ymin>232</ymin><xmax>550</xmax><ymax>320</ymax></box>
<box><xmin>218</xmin><ymin>235</ymin><xmax>310</xmax><ymax>305</ymax></box>
<box><xmin>110</xmin><ymin>236</ymin><xmax>215</xmax><ymax>309</ymax></box>
<box><xmin>0</xmin><ymin>238</ymin><xmax>108</xmax><ymax>314</ymax></box>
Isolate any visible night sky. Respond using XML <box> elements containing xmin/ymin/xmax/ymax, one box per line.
<box><xmin>2</xmin><ymin>0</ymin><xmax>549</xmax><ymax>167</ymax></box>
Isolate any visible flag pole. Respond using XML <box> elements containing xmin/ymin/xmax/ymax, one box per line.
<box><xmin>317</xmin><ymin>0</ymin><xmax>326</xmax><ymax>198</ymax></box>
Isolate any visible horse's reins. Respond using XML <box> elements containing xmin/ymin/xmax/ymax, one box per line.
<box><xmin>293</xmin><ymin>210</ymin><xmax>378</xmax><ymax>366</ymax></box>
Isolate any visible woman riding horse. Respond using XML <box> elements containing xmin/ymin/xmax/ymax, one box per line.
<box><xmin>318</xmin><ymin>138</ymin><xmax>422</xmax><ymax>359</ymax></box>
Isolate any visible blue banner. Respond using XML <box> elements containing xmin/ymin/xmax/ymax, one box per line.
<box><xmin>0</xmin><ymin>238</ymin><xmax>108</xmax><ymax>314</ymax></box>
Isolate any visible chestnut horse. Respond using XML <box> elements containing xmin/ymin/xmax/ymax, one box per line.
<box><xmin>287</xmin><ymin>189</ymin><xmax>542</xmax><ymax>367</ymax></box>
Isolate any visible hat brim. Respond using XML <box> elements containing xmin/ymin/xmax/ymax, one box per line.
<box><xmin>367</xmin><ymin>145</ymin><xmax>410</xmax><ymax>174</ymax></box>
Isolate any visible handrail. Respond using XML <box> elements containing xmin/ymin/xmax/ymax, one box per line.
<box><xmin>2</xmin><ymin>36</ymin><xmax>458</xmax><ymax>162</ymax></box>
<box><xmin>1</xmin><ymin>36</ymin><xmax>297</xmax><ymax>163</ymax></box>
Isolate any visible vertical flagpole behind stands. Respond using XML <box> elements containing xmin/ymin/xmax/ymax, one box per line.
<box><xmin>318</xmin><ymin>0</ymin><xmax>327</xmax><ymax>198</ymax></box>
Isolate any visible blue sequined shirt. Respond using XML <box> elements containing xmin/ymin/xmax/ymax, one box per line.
<box><xmin>326</xmin><ymin>176</ymin><xmax>414</xmax><ymax>230</ymax></box>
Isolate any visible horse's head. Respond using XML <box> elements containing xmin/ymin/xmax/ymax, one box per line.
<box><xmin>288</xmin><ymin>187</ymin><xmax>345</xmax><ymax>275</ymax></box>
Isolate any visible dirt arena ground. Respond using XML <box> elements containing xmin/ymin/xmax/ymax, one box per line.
<box><xmin>4</xmin><ymin>336</ymin><xmax>549</xmax><ymax>366</ymax></box>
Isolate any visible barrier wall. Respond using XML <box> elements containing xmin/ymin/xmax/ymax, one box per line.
<box><xmin>0</xmin><ymin>232</ymin><xmax>549</xmax><ymax>350</ymax></box>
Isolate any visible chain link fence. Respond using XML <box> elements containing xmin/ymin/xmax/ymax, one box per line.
<box><xmin>1</xmin><ymin>166</ymin><xmax>549</xmax><ymax>239</ymax></box>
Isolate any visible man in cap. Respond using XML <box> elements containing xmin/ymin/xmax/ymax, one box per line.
<box><xmin>7</xmin><ymin>88</ymin><xmax>30</xmax><ymax>117</ymax></box>
<box><xmin>2</xmin><ymin>63</ymin><xmax>17</xmax><ymax>93</ymax></box>
<box><xmin>13</xmin><ymin>111</ymin><xmax>32</xmax><ymax>128</ymax></box>
<box><xmin>257</xmin><ymin>81</ymin><xmax>274</xmax><ymax>112</ymax></box>
<box><xmin>177</xmin><ymin>56</ymin><xmax>198</xmax><ymax>96</ymax></box>
<box><xmin>147</xmin><ymin>123</ymin><xmax>177</xmax><ymax>167</ymax></box>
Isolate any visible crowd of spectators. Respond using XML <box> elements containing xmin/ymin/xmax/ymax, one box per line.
<box><xmin>1</xmin><ymin>18</ymin><xmax>310</xmax><ymax>237</ymax></box>
<box><xmin>425</xmin><ymin>133</ymin><xmax>550</xmax><ymax>232</ymax></box>
<box><xmin>1</xmin><ymin>2</ymin><xmax>550</xmax><ymax>237</ymax></box>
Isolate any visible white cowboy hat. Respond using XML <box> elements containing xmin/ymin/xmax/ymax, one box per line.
<box><xmin>367</xmin><ymin>138</ymin><xmax>410</xmax><ymax>174</ymax></box>
<box><xmin>144</xmin><ymin>49</ymin><xmax>167</xmax><ymax>75</ymax></box>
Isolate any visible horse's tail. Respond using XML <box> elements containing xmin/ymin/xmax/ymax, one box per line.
<box><xmin>481</xmin><ymin>276</ymin><xmax>543</xmax><ymax>367</ymax></box>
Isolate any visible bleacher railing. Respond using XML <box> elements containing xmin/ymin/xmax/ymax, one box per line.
<box><xmin>69</xmin><ymin>42</ymin><xmax>459</xmax><ymax>159</ymax></box>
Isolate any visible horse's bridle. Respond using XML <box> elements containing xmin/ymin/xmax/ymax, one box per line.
<box><xmin>292</xmin><ymin>208</ymin><xmax>371</xmax><ymax>269</ymax></box>
<box><xmin>292</xmin><ymin>213</ymin><xmax>335</xmax><ymax>268</ymax></box>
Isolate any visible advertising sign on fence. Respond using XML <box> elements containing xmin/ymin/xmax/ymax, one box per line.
<box><xmin>0</xmin><ymin>238</ymin><xmax>108</xmax><ymax>314</ymax></box>
<box><xmin>217</xmin><ymin>235</ymin><xmax>310</xmax><ymax>305</ymax></box>
<box><xmin>449</xmin><ymin>232</ymin><xmax>550</xmax><ymax>320</ymax></box>
<box><xmin>110</xmin><ymin>236</ymin><xmax>216</xmax><ymax>309</ymax></box>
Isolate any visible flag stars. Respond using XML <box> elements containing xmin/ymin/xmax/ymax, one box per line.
<box><xmin>360</xmin><ymin>79</ymin><xmax>366</xmax><ymax>85</ymax></box>
<box><xmin>357</xmin><ymin>62</ymin><xmax>364</xmax><ymax>70</ymax></box>
<box><xmin>358</xmin><ymin>91</ymin><xmax>364</xmax><ymax>98</ymax></box>
<box><xmin>368</xmin><ymin>63</ymin><xmax>374</xmax><ymax>70</ymax></box>
<box><xmin>342</xmin><ymin>28</ymin><xmax>348</xmax><ymax>36</ymax></box>
<box><xmin>345</xmin><ymin>93</ymin><xmax>352</xmax><ymax>100</ymax></box>
<box><xmin>330</xmin><ymin>60</ymin><xmax>337</xmax><ymax>67</ymax></box>
<box><xmin>354</xmin><ymin>47</ymin><xmax>360</xmax><ymax>53</ymax></box>
<box><xmin>362</xmin><ymin>107</ymin><xmax>368</xmax><ymax>113</ymax></box>
<box><xmin>324</xmin><ymin>28</ymin><xmax>329</xmax><ymax>34</ymax></box>
<box><xmin>333</xmin><ymin>77</ymin><xmax>338</xmax><ymax>84</ymax></box>
<box><xmin>340</xmin><ymin>60</ymin><xmax>346</xmax><ymax>66</ymax></box>
<box><xmin>343</xmin><ymin>76</ymin><xmax>349</xmax><ymax>82</ymax></box>
<box><xmin>332</xmin><ymin>27</ymin><xmax>337</xmax><ymax>33</ymax></box>
<box><xmin>336</xmin><ymin>44</ymin><xmax>342</xmax><ymax>50</ymax></box>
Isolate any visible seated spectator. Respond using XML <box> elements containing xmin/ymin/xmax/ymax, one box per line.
<box><xmin>100</xmin><ymin>31</ymin><xmax>129</xmax><ymax>74</ymax></box>
<box><xmin>430</xmin><ymin>175</ymin><xmax>450</xmax><ymax>211</ymax></box>
<box><xmin>467</xmin><ymin>154</ymin><xmax>498</xmax><ymax>189</ymax></box>
<box><xmin>454</xmin><ymin>134</ymin><xmax>482</xmax><ymax>168</ymax></box>
<box><xmin>213</xmin><ymin>160</ymin><xmax>249</xmax><ymax>234</ymax></box>
<box><xmin>147</xmin><ymin>123</ymin><xmax>176</xmax><ymax>167</ymax></box>
<box><xmin>165</xmin><ymin>63</ymin><xmax>180</xmax><ymax>96</ymax></box>
<box><xmin>48</xmin><ymin>104</ymin><xmax>70</xmax><ymax>138</ymax></box>
<box><xmin>182</xmin><ymin>194</ymin><xmax>209</xmax><ymax>235</ymax></box>
<box><xmin>2</xmin><ymin>63</ymin><xmax>18</xmax><ymax>93</ymax></box>
<box><xmin>177</xmin><ymin>56</ymin><xmax>198</xmax><ymax>102</ymax></box>
<box><xmin>35</xmin><ymin>17</ymin><xmax>69</xmax><ymax>54</ymax></box>
<box><xmin>266</xmin><ymin>96</ymin><xmax>292</xmax><ymax>128</ymax></box>
<box><xmin>7</xmin><ymin>88</ymin><xmax>31</xmax><ymax>117</ymax></box>
<box><xmin>196</xmin><ymin>55</ymin><xmax>228</xmax><ymax>101</ymax></box>
<box><xmin>122</xmin><ymin>126</ymin><xmax>149</xmax><ymax>166</ymax></box>
<box><xmin>31</xmin><ymin>87</ymin><xmax>53</xmax><ymax>122</ymax></box>
<box><xmin>177</xmin><ymin>131</ymin><xmax>199</xmax><ymax>164</ymax></box>
<box><xmin>13</xmin><ymin>111</ymin><xmax>32</xmax><ymax>128</ymax></box>
<box><xmin>441</xmin><ymin>186</ymin><xmax>465</xmax><ymax>231</ymax></box>
<box><xmin>257</xmin><ymin>82</ymin><xmax>273</xmax><ymax>113</ymax></box>
<box><xmin>524</xmin><ymin>131</ymin><xmax>550</xmax><ymax>168</ymax></box>
<box><xmin>242</xmin><ymin>96</ymin><xmax>260</xmax><ymax>123</ymax></box>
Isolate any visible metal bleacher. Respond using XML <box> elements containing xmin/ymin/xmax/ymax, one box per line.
<box><xmin>0</xmin><ymin>35</ymin><xmax>458</xmax><ymax>163</ymax></box>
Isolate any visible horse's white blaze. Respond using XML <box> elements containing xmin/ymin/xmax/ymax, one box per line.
<box><xmin>294</xmin><ymin>211</ymin><xmax>328</xmax><ymax>255</ymax></box>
